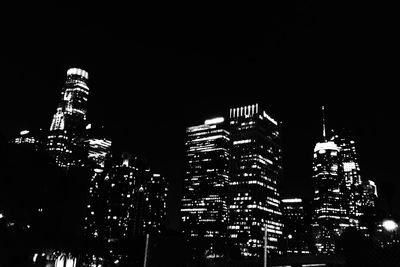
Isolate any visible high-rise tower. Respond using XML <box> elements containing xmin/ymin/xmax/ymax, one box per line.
<box><xmin>181</xmin><ymin>117</ymin><xmax>231</xmax><ymax>258</ymax></box>
<box><xmin>330</xmin><ymin>130</ymin><xmax>363</xmax><ymax>228</ymax></box>
<box><xmin>47</xmin><ymin>68</ymin><xmax>90</xmax><ymax>169</ymax></box>
<box><xmin>228</xmin><ymin>104</ymin><xmax>283</xmax><ymax>258</ymax></box>
<box><xmin>311</xmin><ymin>107</ymin><xmax>348</xmax><ymax>254</ymax></box>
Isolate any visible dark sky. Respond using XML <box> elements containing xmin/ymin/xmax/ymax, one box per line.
<box><xmin>1</xmin><ymin>6</ymin><xmax>398</xmax><ymax>228</ymax></box>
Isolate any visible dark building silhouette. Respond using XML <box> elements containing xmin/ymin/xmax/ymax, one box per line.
<box><xmin>83</xmin><ymin>152</ymin><xmax>168</xmax><ymax>263</ymax></box>
<box><xmin>281</xmin><ymin>198</ymin><xmax>313</xmax><ymax>255</ymax></box>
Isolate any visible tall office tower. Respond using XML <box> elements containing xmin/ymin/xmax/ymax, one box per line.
<box><xmin>46</xmin><ymin>68</ymin><xmax>90</xmax><ymax>169</ymax></box>
<box><xmin>281</xmin><ymin>198</ymin><xmax>313</xmax><ymax>255</ymax></box>
<box><xmin>312</xmin><ymin>107</ymin><xmax>348</xmax><ymax>254</ymax></box>
<box><xmin>228</xmin><ymin>104</ymin><xmax>283</xmax><ymax>258</ymax></box>
<box><xmin>330</xmin><ymin>130</ymin><xmax>363</xmax><ymax>227</ymax></box>
<box><xmin>181</xmin><ymin>117</ymin><xmax>231</xmax><ymax>258</ymax></box>
<box><xmin>144</xmin><ymin>173</ymin><xmax>168</xmax><ymax>235</ymax></box>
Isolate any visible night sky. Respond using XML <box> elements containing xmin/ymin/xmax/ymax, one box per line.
<box><xmin>1</xmin><ymin>6</ymin><xmax>397</xmax><ymax>229</ymax></box>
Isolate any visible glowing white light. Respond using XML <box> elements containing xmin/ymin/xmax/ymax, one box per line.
<box><xmin>55</xmin><ymin>255</ymin><xmax>65</xmax><ymax>267</ymax></box>
<box><xmin>368</xmin><ymin>180</ymin><xmax>378</xmax><ymax>197</ymax></box>
<box><xmin>0</xmin><ymin>213</ymin><xmax>3</xmax><ymax>219</ymax></box>
<box><xmin>314</xmin><ymin>141</ymin><xmax>339</xmax><ymax>152</ymax></box>
<box><xmin>20</xmin><ymin>130</ymin><xmax>30</xmax><ymax>135</ymax></box>
<box><xmin>86</xmin><ymin>123</ymin><xmax>92</xmax><ymax>130</ymax></box>
<box><xmin>67</xmin><ymin>68</ymin><xmax>89</xmax><ymax>79</ymax></box>
<box><xmin>343</xmin><ymin>162</ymin><xmax>356</xmax><ymax>172</ymax></box>
<box><xmin>382</xmin><ymin>219</ymin><xmax>398</xmax><ymax>232</ymax></box>
<box><xmin>66</xmin><ymin>257</ymin><xmax>76</xmax><ymax>267</ymax></box>
<box><xmin>263</xmin><ymin>111</ymin><xmax>278</xmax><ymax>125</ymax></box>
<box><xmin>282</xmin><ymin>198</ymin><xmax>302</xmax><ymax>203</ymax></box>
<box><xmin>205</xmin><ymin>117</ymin><xmax>224</xmax><ymax>125</ymax></box>
<box><xmin>288</xmin><ymin>234</ymin><xmax>293</xmax><ymax>239</ymax></box>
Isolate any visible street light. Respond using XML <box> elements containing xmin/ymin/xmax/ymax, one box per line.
<box><xmin>286</xmin><ymin>234</ymin><xmax>293</xmax><ymax>255</ymax></box>
<box><xmin>382</xmin><ymin>219</ymin><xmax>398</xmax><ymax>232</ymax></box>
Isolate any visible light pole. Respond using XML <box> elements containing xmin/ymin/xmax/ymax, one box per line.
<box><xmin>264</xmin><ymin>226</ymin><xmax>268</xmax><ymax>267</ymax></box>
<box><xmin>286</xmin><ymin>234</ymin><xmax>293</xmax><ymax>255</ymax></box>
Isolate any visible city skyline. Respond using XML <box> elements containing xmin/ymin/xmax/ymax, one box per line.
<box><xmin>1</xmin><ymin>66</ymin><xmax>398</xmax><ymax>230</ymax></box>
<box><xmin>2</xmin><ymin>5</ymin><xmax>398</xmax><ymax>266</ymax></box>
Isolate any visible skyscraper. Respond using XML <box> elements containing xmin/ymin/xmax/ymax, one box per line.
<box><xmin>228</xmin><ymin>104</ymin><xmax>283</xmax><ymax>258</ymax></box>
<box><xmin>312</xmin><ymin>107</ymin><xmax>348</xmax><ymax>254</ymax></box>
<box><xmin>46</xmin><ymin>68</ymin><xmax>90</xmax><ymax>169</ymax></box>
<box><xmin>281</xmin><ymin>198</ymin><xmax>313</xmax><ymax>255</ymax></box>
<box><xmin>330</xmin><ymin>130</ymin><xmax>363</xmax><ymax>228</ymax></box>
<box><xmin>181</xmin><ymin>117</ymin><xmax>231</xmax><ymax>258</ymax></box>
<box><xmin>143</xmin><ymin>173</ymin><xmax>168</xmax><ymax>235</ymax></box>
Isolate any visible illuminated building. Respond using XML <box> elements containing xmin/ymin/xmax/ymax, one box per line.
<box><xmin>87</xmin><ymin>138</ymin><xmax>112</xmax><ymax>169</ymax></box>
<box><xmin>281</xmin><ymin>198</ymin><xmax>313</xmax><ymax>255</ymax></box>
<box><xmin>181</xmin><ymin>117</ymin><xmax>230</xmax><ymax>258</ymax></box>
<box><xmin>330</xmin><ymin>130</ymin><xmax>363</xmax><ymax>228</ymax></box>
<box><xmin>312</xmin><ymin>107</ymin><xmax>348</xmax><ymax>254</ymax></box>
<box><xmin>357</xmin><ymin>179</ymin><xmax>378</xmax><ymax>234</ymax></box>
<box><xmin>83</xmin><ymin>152</ymin><xmax>168</xmax><ymax>262</ymax></box>
<box><xmin>46</xmin><ymin>68</ymin><xmax>90</xmax><ymax>169</ymax></box>
<box><xmin>103</xmin><ymin>153</ymin><xmax>145</xmax><ymax>249</ymax></box>
<box><xmin>83</xmin><ymin>133</ymin><xmax>112</xmax><ymax>241</ymax></box>
<box><xmin>361</xmin><ymin>180</ymin><xmax>377</xmax><ymax>208</ymax></box>
<box><xmin>228</xmin><ymin>104</ymin><xmax>283</xmax><ymax>258</ymax></box>
<box><xmin>11</xmin><ymin>128</ymin><xmax>46</xmax><ymax>152</ymax></box>
<box><xmin>144</xmin><ymin>172</ymin><xmax>168</xmax><ymax>235</ymax></box>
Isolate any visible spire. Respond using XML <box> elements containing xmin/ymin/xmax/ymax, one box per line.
<box><xmin>322</xmin><ymin>106</ymin><xmax>326</xmax><ymax>141</ymax></box>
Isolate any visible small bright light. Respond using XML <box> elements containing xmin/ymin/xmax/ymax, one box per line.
<box><xmin>282</xmin><ymin>198</ymin><xmax>302</xmax><ymax>203</ymax></box>
<box><xmin>382</xmin><ymin>220</ymin><xmax>398</xmax><ymax>232</ymax></box>
<box><xmin>288</xmin><ymin>234</ymin><xmax>293</xmax><ymax>239</ymax></box>
<box><xmin>0</xmin><ymin>213</ymin><xmax>3</xmax><ymax>219</ymax></box>
<box><xmin>20</xmin><ymin>130</ymin><xmax>30</xmax><ymax>135</ymax></box>
<box><xmin>204</xmin><ymin>117</ymin><xmax>224</xmax><ymax>125</ymax></box>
